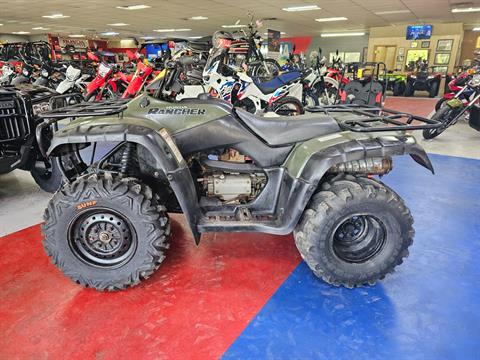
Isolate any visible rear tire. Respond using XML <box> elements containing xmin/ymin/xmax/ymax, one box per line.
<box><xmin>42</xmin><ymin>173</ymin><xmax>170</xmax><ymax>291</ymax></box>
<box><xmin>30</xmin><ymin>157</ymin><xmax>64</xmax><ymax>193</ymax></box>
<box><xmin>393</xmin><ymin>81</ymin><xmax>405</xmax><ymax>96</ymax></box>
<box><xmin>429</xmin><ymin>81</ymin><xmax>439</xmax><ymax>98</ymax></box>
<box><xmin>273</xmin><ymin>96</ymin><xmax>304</xmax><ymax>116</ymax></box>
<box><xmin>294</xmin><ymin>175</ymin><xmax>414</xmax><ymax>288</ymax></box>
<box><xmin>435</xmin><ymin>98</ymin><xmax>446</xmax><ymax>112</ymax></box>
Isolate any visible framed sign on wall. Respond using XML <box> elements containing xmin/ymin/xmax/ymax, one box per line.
<box><xmin>434</xmin><ymin>52</ymin><xmax>451</xmax><ymax>65</ymax></box>
<box><xmin>436</xmin><ymin>39</ymin><xmax>453</xmax><ymax>51</ymax></box>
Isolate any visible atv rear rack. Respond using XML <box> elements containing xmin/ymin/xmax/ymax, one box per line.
<box><xmin>306</xmin><ymin>104</ymin><xmax>443</xmax><ymax>132</ymax></box>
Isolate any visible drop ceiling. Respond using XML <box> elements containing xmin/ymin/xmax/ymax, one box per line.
<box><xmin>0</xmin><ymin>0</ymin><xmax>479</xmax><ymax>39</ymax></box>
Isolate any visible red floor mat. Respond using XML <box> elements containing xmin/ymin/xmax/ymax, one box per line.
<box><xmin>0</xmin><ymin>217</ymin><xmax>300</xmax><ymax>359</ymax></box>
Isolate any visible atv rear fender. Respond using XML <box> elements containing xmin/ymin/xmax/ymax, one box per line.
<box><xmin>284</xmin><ymin>132</ymin><xmax>434</xmax><ymax>184</ymax></box>
<box><xmin>47</xmin><ymin>123</ymin><xmax>202</xmax><ymax>242</ymax></box>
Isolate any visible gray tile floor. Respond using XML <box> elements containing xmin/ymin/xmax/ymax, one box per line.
<box><xmin>1</xmin><ymin>106</ymin><xmax>479</xmax><ymax>237</ymax></box>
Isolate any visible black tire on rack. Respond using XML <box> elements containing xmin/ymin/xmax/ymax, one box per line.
<box><xmin>42</xmin><ymin>173</ymin><xmax>170</xmax><ymax>291</ymax></box>
<box><xmin>294</xmin><ymin>174</ymin><xmax>414</xmax><ymax>288</ymax></box>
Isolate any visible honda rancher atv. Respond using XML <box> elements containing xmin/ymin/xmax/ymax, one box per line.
<box><xmin>39</xmin><ymin>57</ymin><xmax>442</xmax><ymax>291</ymax></box>
<box><xmin>0</xmin><ymin>85</ymin><xmax>81</xmax><ymax>192</ymax></box>
<box><xmin>405</xmin><ymin>61</ymin><xmax>441</xmax><ymax>98</ymax></box>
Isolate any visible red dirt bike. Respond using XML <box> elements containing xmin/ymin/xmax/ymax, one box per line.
<box><xmin>121</xmin><ymin>51</ymin><xmax>160</xmax><ymax>99</ymax></box>
<box><xmin>436</xmin><ymin>68</ymin><xmax>478</xmax><ymax>111</ymax></box>
<box><xmin>84</xmin><ymin>51</ymin><xmax>130</xmax><ymax>101</ymax></box>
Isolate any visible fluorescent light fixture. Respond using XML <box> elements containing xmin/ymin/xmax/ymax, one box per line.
<box><xmin>221</xmin><ymin>24</ymin><xmax>247</xmax><ymax>28</ymax></box>
<box><xmin>12</xmin><ymin>31</ymin><xmax>30</xmax><ymax>35</ymax></box>
<box><xmin>69</xmin><ymin>34</ymin><xmax>85</xmax><ymax>38</ymax></box>
<box><xmin>153</xmin><ymin>28</ymin><xmax>191</xmax><ymax>32</ymax></box>
<box><xmin>321</xmin><ymin>32</ymin><xmax>365</xmax><ymax>37</ymax></box>
<box><xmin>189</xmin><ymin>16</ymin><xmax>208</xmax><ymax>20</ymax></box>
<box><xmin>32</xmin><ymin>26</ymin><xmax>50</xmax><ymax>30</ymax></box>
<box><xmin>140</xmin><ymin>36</ymin><xmax>155</xmax><ymax>40</ymax></box>
<box><xmin>282</xmin><ymin>5</ymin><xmax>320</xmax><ymax>12</ymax></box>
<box><xmin>451</xmin><ymin>7</ymin><xmax>480</xmax><ymax>13</ymax></box>
<box><xmin>116</xmin><ymin>4</ymin><xmax>151</xmax><ymax>10</ymax></box>
<box><xmin>473</xmin><ymin>27</ymin><xmax>480</xmax><ymax>31</ymax></box>
<box><xmin>42</xmin><ymin>13</ymin><xmax>70</xmax><ymax>19</ymax></box>
<box><xmin>0</xmin><ymin>24</ymin><xmax>3</xmax><ymax>26</ymax></box>
<box><xmin>107</xmin><ymin>23</ymin><xmax>129</xmax><ymax>26</ymax></box>
<box><xmin>101</xmin><ymin>31</ymin><xmax>119</xmax><ymax>36</ymax></box>
<box><xmin>315</xmin><ymin>17</ymin><xmax>348</xmax><ymax>22</ymax></box>
<box><xmin>374</xmin><ymin>10</ymin><xmax>410</xmax><ymax>15</ymax></box>
<box><xmin>188</xmin><ymin>36</ymin><xmax>203</xmax><ymax>39</ymax></box>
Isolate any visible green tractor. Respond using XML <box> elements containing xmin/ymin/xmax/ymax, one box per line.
<box><xmin>37</xmin><ymin>57</ymin><xmax>442</xmax><ymax>291</ymax></box>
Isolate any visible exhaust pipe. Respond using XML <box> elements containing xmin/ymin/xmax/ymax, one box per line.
<box><xmin>328</xmin><ymin>157</ymin><xmax>393</xmax><ymax>175</ymax></box>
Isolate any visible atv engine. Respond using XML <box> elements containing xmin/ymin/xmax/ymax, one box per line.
<box><xmin>201</xmin><ymin>172</ymin><xmax>266</xmax><ymax>203</ymax></box>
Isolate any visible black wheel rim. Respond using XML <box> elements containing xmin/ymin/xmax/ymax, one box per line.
<box><xmin>332</xmin><ymin>215</ymin><xmax>386</xmax><ymax>263</ymax></box>
<box><xmin>69</xmin><ymin>209</ymin><xmax>137</xmax><ymax>268</ymax></box>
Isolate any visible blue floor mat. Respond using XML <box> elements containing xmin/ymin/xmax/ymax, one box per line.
<box><xmin>223</xmin><ymin>153</ymin><xmax>480</xmax><ymax>360</ymax></box>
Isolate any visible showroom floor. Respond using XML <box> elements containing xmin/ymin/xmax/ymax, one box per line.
<box><xmin>0</xmin><ymin>97</ymin><xmax>479</xmax><ymax>359</ymax></box>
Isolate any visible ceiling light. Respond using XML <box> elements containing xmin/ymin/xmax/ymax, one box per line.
<box><xmin>222</xmin><ymin>24</ymin><xmax>247</xmax><ymax>28</ymax></box>
<box><xmin>188</xmin><ymin>36</ymin><xmax>203</xmax><ymax>39</ymax></box>
<box><xmin>452</xmin><ymin>7</ymin><xmax>480</xmax><ymax>13</ymax></box>
<box><xmin>282</xmin><ymin>5</ymin><xmax>321</xmax><ymax>12</ymax></box>
<box><xmin>473</xmin><ymin>27</ymin><xmax>480</xmax><ymax>31</ymax></box>
<box><xmin>69</xmin><ymin>34</ymin><xmax>85</xmax><ymax>38</ymax></box>
<box><xmin>315</xmin><ymin>17</ymin><xmax>348</xmax><ymax>22</ymax></box>
<box><xmin>374</xmin><ymin>10</ymin><xmax>410</xmax><ymax>15</ymax></box>
<box><xmin>0</xmin><ymin>24</ymin><xmax>3</xmax><ymax>26</ymax></box>
<box><xmin>321</xmin><ymin>32</ymin><xmax>365</xmax><ymax>37</ymax></box>
<box><xmin>141</xmin><ymin>36</ymin><xmax>155</xmax><ymax>40</ymax></box>
<box><xmin>32</xmin><ymin>26</ymin><xmax>50</xmax><ymax>30</ymax></box>
<box><xmin>12</xmin><ymin>31</ymin><xmax>30</xmax><ymax>35</ymax></box>
<box><xmin>189</xmin><ymin>16</ymin><xmax>208</xmax><ymax>20</ymax></box>
<box><xmin>153</xmin><ymin>28</ymin><xmax>191</xmax><ymax>32</ymax></box>
<box><xmin>107</xmin><ymin>23</ymin><xmax>129</xmax><ymax>26</ymax></box>
<box><xmin>42</xmin><ymin>13</ymin><xmax>70</xmax><ymax>19</ymax></box>
<box><xmin>116</xmin><ymin>4</ymin><xmax>151</xmax><ymax>10</ymax></box>
<box><xmin>101</xmin><ymin>31</ymin><xmax>119</xmax><ymax>36</ymax></box>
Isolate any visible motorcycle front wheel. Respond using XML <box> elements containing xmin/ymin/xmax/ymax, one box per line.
<box><xmin>423</xmin><ymin>105</ymin><xmax>461</xmax><ymax>140</ymax></box>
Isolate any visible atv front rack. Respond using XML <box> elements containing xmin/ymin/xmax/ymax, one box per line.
<box><xmin>306</xmin><ymin>104</ymin><xmax>443</xmax><ymax>132</ymax></box>
<box><xmin>39</xmin><ymin>98</ymin><xmax>129</xmax><ymax>121</ymax></box>
<box><xmin>36</xmin><ymin>99</ymin><xmax>129</xmax><ymax>158</ymax></box>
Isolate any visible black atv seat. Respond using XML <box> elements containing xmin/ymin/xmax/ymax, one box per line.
<box><xmin>235</xmin><ymin>108</ymin><xmax>341</xmax><ymax>146</ymax></box>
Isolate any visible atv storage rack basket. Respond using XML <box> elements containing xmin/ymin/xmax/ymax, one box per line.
<box><xmin>306</xmin><ymin>104</ymin><xmax>443</xmax><ymax>132</ymax></box>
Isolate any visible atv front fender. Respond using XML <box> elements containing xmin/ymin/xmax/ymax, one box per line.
<box><xmin>284</xmin><ymin>132</ymin><xmax>434</xmax><ymax>184</ymax></box>
<box><xmin>48</xmin><ymin>123</ymin><xmax>202</xmax><ymax>242</ymax></box>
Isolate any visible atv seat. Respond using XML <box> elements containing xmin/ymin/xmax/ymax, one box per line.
<box><xmin>254</xmin><ymin>71</ymin><xmax>302</xmax><ymax>94</ymax></box>
<box><xmin>235</xmin><ymin>108</ymin><xmax>341</xmax><ymax>146</ymax></box>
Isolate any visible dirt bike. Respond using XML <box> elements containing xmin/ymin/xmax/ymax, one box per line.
<box><xmin>423</xmin><ymin>74</ymin><xmax>480</xmax><ymax>139</ymax></box>
<box><xmin>201</xmin><ymin>32</ymin><xmax>304</xmax><ymax>115</ymax></box>
<box><xmin>435</xmin><ymin>67</ymin><xmax>478</xmax><ymax>111</ymax></box>
<box><xmin>37</xmin><ymin>55</ymin><xmax>442</xmax><ymax>291</ymax></box>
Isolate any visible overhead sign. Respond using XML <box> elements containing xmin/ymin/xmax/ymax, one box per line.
<box><xmin>58</xmin><ymin>37</ymin><xmax>88</xmax><ymax>49</ymax></box>
<box><xmin>267</xmin><ymin>29</ymin><xmax>281</xmax><ymax>52</ymax></box>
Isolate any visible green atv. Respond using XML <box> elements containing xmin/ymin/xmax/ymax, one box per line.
<box><xmin>378</xmin><ymin>73</ymin><xmax>407</xmax><ymax>96</ymax></box>
<box><xmin>38</xmin><ymin>58</ymin><xmax>442</xmax><ymax>291</ymax></box>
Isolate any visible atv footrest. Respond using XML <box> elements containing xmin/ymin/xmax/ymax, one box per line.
<box><xmin>306</xmin><ymin>104</ymin><xmax>443</xmax><ymax>132</ymax></box>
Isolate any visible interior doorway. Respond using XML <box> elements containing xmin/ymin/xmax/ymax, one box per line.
<box><xmin>374</xmin><ymin>45</ymin><xmax>397</xmax><ymax>71</ymax></box>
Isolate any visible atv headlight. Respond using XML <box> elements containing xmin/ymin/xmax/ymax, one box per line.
<box><xmin>32</xmin><ymin>102</ymin><xmax>51</xmax><ymax>116</ymax></box>
<box><xmin>410</xmin><ymin>75</ymin><xmax>416</xmax><ymax>79</ymax></box>
<box><xmin>41</xmin><ymin>69</ymin><xmax>49</xmax><ymax>77</ymax></box>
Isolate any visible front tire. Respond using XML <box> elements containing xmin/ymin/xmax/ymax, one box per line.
<box><xmin>42</xmin><ymin>173</ymin><xmax>170</xmax><ymax>291</ymax></box>
<box><xmin>404</xmin><ymin>82</ymin><xmax>414</xmax><ymax>97</ymax></box>
<box><xmin>429</xmin><ymin>81</ymin><xmax>439</xmax><ymax>98</ymax></box>
<box><xmin>294</xmin><ymin>175</ymin><xmax>414</xmax><ymax>288</ymax></box>
<box><xmin>422</xmin><ymin>105</ymin><xmax>460</xmax><ymax>139</ymax></box>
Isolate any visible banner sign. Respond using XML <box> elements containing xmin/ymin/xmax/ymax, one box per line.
<box><xmin>58</xmin><ymin>37</ymin><xmax>88</xmax><ymax>49</ymax></box>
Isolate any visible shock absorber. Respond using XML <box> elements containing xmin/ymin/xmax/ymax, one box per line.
<box><xmin>119</xmin><ymin>142</ymin><xmax>140</xmax><ymax>177</ymax></box>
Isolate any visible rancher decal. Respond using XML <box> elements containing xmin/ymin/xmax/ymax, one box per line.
<box><xmin>148</xmin><ymin>106</ymin><xmax>206</xmax><ymax>115</ymax></box>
